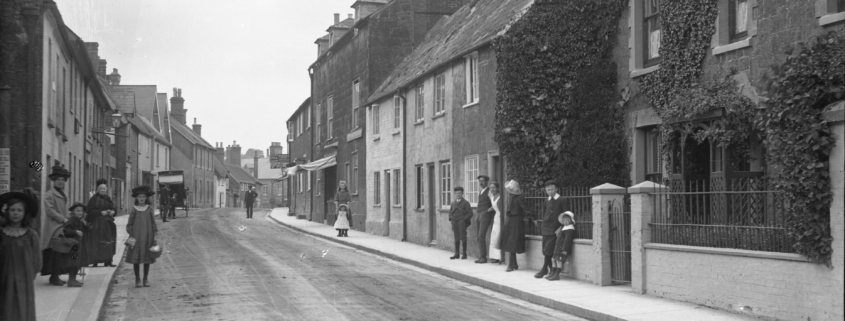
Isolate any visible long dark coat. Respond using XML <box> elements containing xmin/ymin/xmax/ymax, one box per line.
<box><xmin>499</xmin><ymin>194</ymin><xmax>528</xmax><ymax>253</ymax></box>
<box><xmin>84</xmin><ymin>194</ymin><xmax>117</xmax><ymax>265</ymax></box>
<box><xmin>0</xmin><ymin>228</ymin><xmax>41</xmax><ymax>321</ymax></box>
<box><xmin>41</xmin><ymin>216</ymin><xmax>87</xmax><ymax>275</ymax></box>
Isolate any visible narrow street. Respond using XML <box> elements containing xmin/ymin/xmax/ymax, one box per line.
<box><xmin>101</xmin><ymin>208</ymin><xmax>586</xmax><ymax>321</ymax></box>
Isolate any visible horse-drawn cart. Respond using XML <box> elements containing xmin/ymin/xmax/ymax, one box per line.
<box><xmin>158</xmin><ymin>170</ymin><xmax>189</xmax><ymax>217</ymax></box>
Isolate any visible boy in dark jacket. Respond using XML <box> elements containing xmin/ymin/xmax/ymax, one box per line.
<box><xmin>449</xmin><ymin>187</ymin><xmax>473</xmax><ymax>260</ymax></box>
<box><xmin>536</xmin><ymin>180</ymin><xmax>568</xmax><ymax>278</ymax></box>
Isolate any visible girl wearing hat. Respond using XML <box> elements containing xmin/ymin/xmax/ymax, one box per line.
<box><xmin>125</xmin><ymin>185</ymin><xmax>158</xmax><ymax>288</ymax></box>
<box><xmin>334</xmin><ymin>204</ymin><xmax>351</xmax><ymax>237</ymax></box>
<box><xmin>85</xmin><ymin>178</ymin><xmax>117</xmax><ymax>267</ymax></box>
<box><xmin>55</xmin><ymin>202</ymin><xmax>90</xmax><ymax>287</ymax></box>
<box><xmin>0</xmin><ymin>191</ymin><xmax>42</xmax><ymax>321</ymax></box>
<box><xmin>547</xmin><ymin>211</ymin><xmax>576</xmax><ymax>281</ymax></box>
<box><xmin>500</xmin><ymin>180</ymin><xmax>529</xmax><ymax>272</ymax></box>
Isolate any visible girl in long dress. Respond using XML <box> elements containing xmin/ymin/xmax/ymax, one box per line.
<box><xmin>487</xmin><ymin>182</ymin><xmax>504</xmax><ymax>264</ymax></box>
<box><xmin>335</xmin><ymin>181</ymin><xmax>352</xmax><ymax>230</ymax></box>
<box><xmin>334</xmin><ymin>204</ymin><xmax>351</xmax><ymax>237</ymax></box>
<box><xmin>85</xmin><ymin>179</ymin><xmax>117</xmax><ymax>267</ymax></box>
<box><xmin>124</xmin><ymin>186</ymin><xmax>158</xmax><ymax>288</ymax></box>
<box><xmin>500</xmin><ymin>180</ymin><xmax>528</xmax><ymax>272</ymax></box>
<box><xmin>0</xmin><ymin>192</ymin><xmax>42</xmax><ymax>321</ymax></box>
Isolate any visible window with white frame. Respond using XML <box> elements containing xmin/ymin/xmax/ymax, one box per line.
<box><xmin>263</xmin><ymin>186</ymin><xmax>268</xmax><ymax>195</ymax></box>
<box><xmin>316</xmin><ymin>102</ymin><xmax>322</xmax><ymax>142</ymax></box>
<box><xmin>643</xmin><ymin>0</ymin><xmax>661</xmax><ymax>67</ymax></box>
<box><xmin>352</xmin><ymin>80</ymin><xmax>360</xmax><ymax>129</ymax></box>
<box><xmin>816</xmin><ymin>0</ymin><xmax>845</xmax><ymax>26</ymax></box>
<box><xmin>728</xmin><ymin>0</ymin><xmax>748</xmax><ymax>42</ymax></box>
<box><xmin>374</xmin><ymin>171</ymin><xmax>381</xmax><ymax>205</ymax></box>
<box><xmin>393</xmin><ymin>169</ymin><xmax>401</xmax><ymax>206</ymax></box>
<box><xmin>440</xmin><ymin>161</ymin><xmax>451</xmax><ymax>208</ymax></box>
<box><xmin>346</xmin><ymin>163</ymin><xmax>351</xmax><ymax>190</ymax></box>
<box><xmin>327</xmin><ymin>96</ymin><xmax>334</xmax><ymax>139</ymax></box>
<box><xmin>298</xmin><ymin>112</ymin><xmax>303</xmax><ymax>136</ymax></box>
<box><xmin>465</xmin><ymin>52</ymin><xmax>479</xmax><ymax>105</ymax></box>
<box><xmin>464</xmin><ymin>156</ymin><xmax>479</xmax><ymax>206</ymax></box>
<box><xmin>645</xmin><ymin>127</ymin><xmax>663</xmax><ymax>183</ymax></box>
<box><xmin>352</xmin><ymin>153</ymin><xmax>358</xmax><ymax>193</ymax></box>
<box><xmin>415</xmin><ymin>84</ymin><xmax>425</xmax><ymax>122</ymax></box>
<box><xmin>434</xmin><ymin>72</ymin><xmax>446</xmax><ymax>115</ymax></box>
<box><xmin>393</xmin><ymin>96</ymin><xmax>401</xmax><ymax>129</ymax></box>
<box><xmin>372</xmin><ymin>104</ymin><xmax>380</xmax><ymax>135</ymax></box>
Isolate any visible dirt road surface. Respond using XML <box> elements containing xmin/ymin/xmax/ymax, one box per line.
<box><xmin>101</xmin><ymin>208</ymin><xmax>588</xmax><ymax>321</ymax></box>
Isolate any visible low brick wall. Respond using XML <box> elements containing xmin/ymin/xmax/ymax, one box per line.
<box><xmin>643</xmin><ymin>245</ymin><xmax>844</xmax><ymax>321</ymax></box>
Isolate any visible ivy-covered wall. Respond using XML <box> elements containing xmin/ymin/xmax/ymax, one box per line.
<box><xmin>493</xmin><ymin>0</ymin><xmax>629</xmax><ymax>189</ymax></box>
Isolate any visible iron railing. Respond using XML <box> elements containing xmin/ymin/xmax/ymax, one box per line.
<box><xmin>649</xmin><ymin>178</ymin><xmax>793</xmax><ymax>253</ymax></box>
<box><xmin>523</xmin><ymin>187</ymin><xmax>593</xmax><ymax>239</ymax></box>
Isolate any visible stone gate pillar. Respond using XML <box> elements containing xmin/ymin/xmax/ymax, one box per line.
<box><xmin>628</xmin><ymin>181</ymin><xmax>666</xmax><ymax>294</ymax></box>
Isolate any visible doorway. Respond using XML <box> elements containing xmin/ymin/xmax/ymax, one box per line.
<box><xmin>385</xmin><ymin>170</ymin><xmax>391</xmax><ymax>236</ymax></box>
<box><xmin>427</xmin><ymin>164</ymin><xmax>436</xmax><ymax>245</ymax></box>
<box><xmin>324</xmin><ymin>167</ymin><xmax>337</xmax><ymax>225</ymax></box>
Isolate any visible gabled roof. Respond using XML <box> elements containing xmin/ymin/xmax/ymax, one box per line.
<box><xmin>113</xmin><ymin>85</ymin><xmax>158</xmax><ymax>120</ymax></box>
<box><xmin>327</xmin><ymin>17</ymin><xmax>355</xmax><ymax>31</ymax></box>
<box><xmin>110</xmin><ymin>89</ymin><xmax>136</xmax><ymax>114</ymax></box>
<box><xmin>170</xmin><ymin>120</ymin><xmax>214</xmax><ymax>149</ymax></box>
<box><xmin>242</xmin><ymin>158</ymin><xmax>283</xmax><ymax>180</ymax></box>
<box><xmin>367</xmin><ymin>0</ymin><xmax>534</xmax><ymax>104</ymax></box>
<box><xmin>137</xmin><ymin>116</ymin><xmax>170</xmax><ymax>146</ymax></box>
<box><xmin>315</xmin><ymin>34</ymin><xmax>330</xmax><ymax>44</ymax></box>
<box><xmin>226</xmin><ymin>163</ymin><xmax>261</xmax><ymax>185</ymax></box>
<box><xmin>156</xmin><ymin>93</ymin><xmax>172</xmax><ymax>142</ymax></box>
<box><xmin>212</xmin><ymin>157</ymin><xmax>229</xmax><ymax>178</ymax></box>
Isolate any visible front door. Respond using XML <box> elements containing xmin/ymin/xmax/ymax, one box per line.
<box><xmin>427</xmin><ymin>164</ymin><xmax>436</xmax><ymax>244</ymax></box>
<box><xmin>324</xmin><ymin>167</ymin><xmax>337</xmax><ymax>224</ymax></box>
<box><xmin>385</xmin><ymin>170</ymin><xmax>391</xmax><ymax>236</ymax></box>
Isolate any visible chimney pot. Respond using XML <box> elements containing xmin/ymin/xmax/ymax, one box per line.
<box><xmin>108</xmin><ymin>68</ymin><xmax>121</xmax><ymax>85</ymax></box>
<box><xmin>348</xmin><ymin>14</ymin><xmax>352</xmax><ymax>19</ymax></box>
<box><xmin>334</xmin><ymin>13</ymin><xmax>339</xmax><ymax>24</ymax></box>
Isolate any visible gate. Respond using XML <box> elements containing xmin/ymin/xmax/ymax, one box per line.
<box><xmin>608</xmin><ymin>198</ymin><xmax>631</xmax><ymax>284</ymax></box>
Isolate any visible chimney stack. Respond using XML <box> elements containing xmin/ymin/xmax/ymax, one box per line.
<box><xmin>269</xmin><ymin>142</ymin><xmax>283</xmax><ymax>157</ymax></box>
<box><xmin>348</xmin><ymin>14</ymin><xmax>352</xmax><ymax>20</ymax></box>
<box><xmin>98</xmin><ymin>59</ymin><xmax>107</xmax><ymax>79</ymax></box>
<box><xmin>108</xmin><ymin>68</ymin><xmax>121</xmax><ymax>85</ymax></box>
<box><xmin>192</xmin><ymin>118</ymin><xmax>202</xmax><ymax>136</ymax></box>
<box><xmin>226</xmin><ymin>141</ymin><xmax>242</xmax><ymax>167</ymax></box>
<box><xmin>334</xmin><ymin>13</ymin><xmax>339</xmax><ymax>24</ymax></box>
<box><xmin>84</xmin><ymin>43</ymin><xmax>100</xmax><ymax>74</ymax></box>
<box><xmin>215</xmin><ymin>142</ymin><xmax>225</xmax><ymax>161</ymax></box>
<box><xmin>253</xmin><ymin>156</ymin><xmax>259</xmax><ymax>179</ymax></box>
<box><xmin>170</xmin><ymin>87</ymin><xmax>187</xmax><ymax>124</ymax></box>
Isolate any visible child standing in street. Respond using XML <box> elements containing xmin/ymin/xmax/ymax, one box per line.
<box><xmin>0</xmin><ymin>192</ymin><xmax>42</xmax><ymax>321</ymax></box>
<box><xmin>64</xmin><ymin>202</ymin><xmax>89</xmax><ymax>287</ymax></box>
<box><xmin>334</xmin><ymin>204</ymin><xmax>351</xmax><ymax>237</ymax></box>
<box><xmin>547</xmin><ymin>211</ymin><xmax>576</xmax><ymax>281</ymax></box>
<box><xmin>125</xmin><ymin>186</ymin><xmax>158</xmax><ymax>288</ymax></box>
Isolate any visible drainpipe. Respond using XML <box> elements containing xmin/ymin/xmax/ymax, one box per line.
<box><xmin>398</xmin><ymin>90</ymin><xmax>408</xmax><ymax>242</ymax></box>
<box><xmin>308</xmin><ymin>67</ymin><xmax>314</xmax><ymax>222</ymax></box>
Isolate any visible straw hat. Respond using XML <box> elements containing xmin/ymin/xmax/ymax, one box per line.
<box><xmin>560</xmin><ymin>211</ymin><xmax>576</xmax><ymax>223</ymax></box>
<box><xmin>505</xmin><ymin>180</ymin><xmax>522</xmax><ymax>195</ymax></box>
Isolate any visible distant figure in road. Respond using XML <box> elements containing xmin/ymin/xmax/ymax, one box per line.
<box><xmin>334</xmin><ymin>204</ymin><xmax>351</xmax><ymax>237</ymax></box>
<box><xmin>474</xmin><ymin>175</ymin><xmax>493</xmax><ymax>264</ymax></box>
<box><xmin>501</xmin><ymin>180</ymin><xmax>528</xmax><ymax>272</ymax></box>
<box><xmin>547</xmin><ymin>211</ymin><xmax>576</xmax><ymax>281</ymax></box>
<box><xmin>125</xmin><ymin>186</ymin><xmax>158</xmax><ymax>288</ymax></box>
<box><xmin>335</xmin><ymin>181</ymin><xmax>352</xmax><ymax>227</ymax></box>
<box><xmin>158</xmin><ymin>185</ymin><xmax>170</xmax><ymax>223</ymax></box>
<box><xmin>85</xmin><ymin>179</ymin><xmax>117</xmax><ymax>268</ymax></box>
<box><xmin>0</xmin><ymin>191</ymin><xmax>42</xmax><ymax>321</ymax></box>
<box><xmin>449</xmin><ymin>187</ymin><xmax>472</xmax><ymax>260</ymax></box>
<box><xmin>245</xmin><ymin>186</ymin><xmax>258</xmax><ymax>219</ymax></box>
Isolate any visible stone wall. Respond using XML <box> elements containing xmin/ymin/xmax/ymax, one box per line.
<box><xmin>365</xmin><ymin>95</ymin><xmax>404</xmax><ymax>238</ymax></box>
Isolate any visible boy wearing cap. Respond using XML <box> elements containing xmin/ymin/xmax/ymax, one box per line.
<box><xmin>449</xmin><ymin>187</ymin><xmax>473</xmax><ymax>260</ymax></box>
<box><xmin>535</xmin><ymin>180</ymin><xmax>569</xmax><ymax>279</ymax></box>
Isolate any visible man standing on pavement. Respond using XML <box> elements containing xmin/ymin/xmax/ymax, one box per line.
<box><xmin>449</xmin><ymin>187</ymin><xmax>473</xmax><ymax>260</ymax></box>
<box><xmin>245</xmin><ymin>186</ymin><xmax>258</xmax><ymax>219</ymax></box>
<box><xmin>535</xmin><ymin>180</ymin><xmax>568</xmax><ymax>279</ymax></box>
<box><xmin>474</xmin><ymin>175</ymin><xmax>495</xmax><ymax>264</ymax></box>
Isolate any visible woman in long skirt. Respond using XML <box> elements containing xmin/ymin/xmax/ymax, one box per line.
<box><xmin>124</xmin><ymin>186</ymin><xmax>158</xmax><ymax>288</ymax></box>
<box><xmin>487</xmin><ymin>182</ymin><xmax>504</xmax><ymax>264</ymax></box>
<box><xmin>0</xmin><ymin>192</ymin><xmax>42</xmax><ymax>321</ymax></box>
<box><xmin>84</xmin><ymin>179</ymin><xmax>117</xmax><ymax>267</ymax></box>
<box><xmin>500</xmin><ymin>180</ymin><xmax>528</xmax><ymax>272</ymax></box>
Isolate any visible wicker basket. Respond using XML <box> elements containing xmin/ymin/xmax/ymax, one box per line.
<box><xmin>149</xmin><ymin>244</ymin><xmax>162</xmax><ymax>260</ymax></box>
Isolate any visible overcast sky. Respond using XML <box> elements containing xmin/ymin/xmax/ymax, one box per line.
<box><xmin>56</xmin><ymin>0</ymin><xmax>352</xmax><ymax>156</ymax></box>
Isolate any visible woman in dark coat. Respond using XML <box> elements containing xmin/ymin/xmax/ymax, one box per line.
<box><xmin>500</xmin><ymin>180</ymin><xmax>528</xmax><ymax>272</ymax></box>
<box><xmin>84</xmin><ymin>179</ymin><xmax>117</xmax><ymax>267</ymax></box>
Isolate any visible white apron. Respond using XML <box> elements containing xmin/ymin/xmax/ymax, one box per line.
<box><xmin>488</xmin><ymin>194</ymin><xmax>502</xmax><ymax>261</ymax></box>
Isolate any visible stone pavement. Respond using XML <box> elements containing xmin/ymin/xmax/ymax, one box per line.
<box><xmin>268</xmin><ymin>207</ymin><xmax>760</xmax><ymax>321</ymax></box>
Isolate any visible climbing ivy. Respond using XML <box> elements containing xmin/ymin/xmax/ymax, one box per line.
<box><xmin>493</xmin><ymin>0</ymin><xmax>628</xmax><ymax>188</ymax></box>
<box><xmin>757</xmin><ymin>32</ymin><xmax>844</xmax><ymax>266</ymax></box>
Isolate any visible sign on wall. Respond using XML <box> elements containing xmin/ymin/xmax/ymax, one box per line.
<box><xmin>0</xmin><ymin>148</ymin><xmax>10</xmax><ymax>194</ymax></box>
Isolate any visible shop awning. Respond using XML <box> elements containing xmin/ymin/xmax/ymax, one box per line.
<box><xmin>300</xmin><ymin>155</ymin><xmax>336</xmax><ymax>172</ymax></box>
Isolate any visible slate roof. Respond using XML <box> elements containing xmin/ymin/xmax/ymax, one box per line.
<box><xmin>212</xmin><ymin>157</ymin><xmax>229</xmax><ymax>178</ymax></box>
<box><xmin>366</xmin><ymin>0</ymin><xmax>534</xmax><ymax>104</ymax></box>
<box><xmin>110</xmin><ymin>89</ymin><xmax>136</xmax><ymax>114</ymax></box>
<box><xmin>113</xmin><ymin>85</ymin><xmax>158</xmax><ymax>120</ymax></box>
<box><xmin>226</xmin><ymin>164</ymin><xmax>261</xmax><ymax>185</ymax></box>
<box><xmin>242</xmin><ymin>158</ymin><xmax>282</xmax><ymax>180</ymax></box>
<box><xmin>170</xmin><ymin>120</ymin><xmax>214</xmax><ymax>149</ymax></box>
<box><xmin>328</xmin><ymin>17</ymin><xmax>355</xmax><ymax>31</ymax></box>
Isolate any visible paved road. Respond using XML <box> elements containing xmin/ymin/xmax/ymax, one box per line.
<box><xmin>101</xmin><ymin>208</ymin><xmax>587</xmax><ymax>321</ymax></box>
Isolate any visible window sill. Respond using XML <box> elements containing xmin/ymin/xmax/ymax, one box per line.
<box><xmin>392</xmin><ymin>130</ymin><xmax>401</xmax><ymax>136</ymax></box>
<box><xmin>438</xmin><ymin>209</ymin><xmax>450</xmax><ymax>213</ymax></box>
<box><xmin>630</xmin><ymin>65</ymin><xmax>659</xmax><ymax>78</ymax></box>
<box><xmin>432</xmin><ymin>112</ymin><xmax>446</xmax><ymax>120</ymax></box>
<box><xmin>373</xmin><ymin>136</ymin><xmax>380</xmax><ymax>142</ymax></box>
<box><xmin>462</xmin><ymin>101</ymin><xmax>479</xmax><ymax>109</ymax></box>
<box><xmin>819</xmin><ymin>12</ymin><xmax>845</xmax><ymax>26</ymax></box>
<box><xmin>414</xmin><ymin>120</ymin><xmax>424</xmax><ymax>126</ymax></box>
<box><xmin>712</xmin><ymin>38</ymin><xmax>751</xmax><ymax>55</ymax></box>
<box><xmin>374</xmin><ymin>204</ymin><xmax>381</xmax><ymax>208</ymax></box>
<box><xmin>414</xmin><ymin>208</ymin><xmax>425</xmax><ymax>213</ymax></box>
<box><xmin>351</xmin><ymin>192</ymin><xmax>358</xmax><ymax>196</ymax></box>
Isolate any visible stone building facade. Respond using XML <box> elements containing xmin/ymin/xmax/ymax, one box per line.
<box><xmin>287</xmin><ymin>98</ymin><xmax>313</xmax><ymax>220</ymax></box>
<box><xmin>167</xmin><ymin>89</ymin><xmax>216</xmax><ymax>208</ymax></box>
